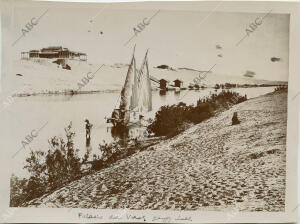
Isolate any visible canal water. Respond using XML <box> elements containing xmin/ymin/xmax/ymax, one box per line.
<box><xmin>5</xmin><ymin>87</ymin><xmax>275</xmax><ymax>177</ymax></box>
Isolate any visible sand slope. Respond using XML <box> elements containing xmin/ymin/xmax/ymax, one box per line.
<box><xmin>26</xmin><ymin>91</ymin><xmax>286</xmax><ymax>212</ymax></box>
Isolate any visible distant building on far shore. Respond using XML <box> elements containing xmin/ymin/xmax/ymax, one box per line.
<box><xmin>174</xmin><ymin>79</ymin><xmax>183</xmax><ymax>88</ymax></box>
<box><xmin>159</xmin><ymin>79</ymin><xmax>170</xmax><ymax>90</ymax></box>
<box><xmin>21</xmin><ymin>46</ymin><xmax>87</xmax><ymax>61</ymax></box>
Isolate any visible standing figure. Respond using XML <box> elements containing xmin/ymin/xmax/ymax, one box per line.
<box><xmin>85</xmin><ymin>119</ymin><xmax>93</xmax><ymax>146</ymax></box>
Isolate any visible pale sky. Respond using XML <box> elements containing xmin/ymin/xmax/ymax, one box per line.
<box><xmin>11</xmin><ymin>6</ymin><xmax>289</xmax><ymax>81</ymax></box>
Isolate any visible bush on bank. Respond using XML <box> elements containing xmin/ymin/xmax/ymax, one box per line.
<box><xmin>147</xmin><ymin>90</ymin><xmax>247</xmax><ymax>137</ymax></box>
<box><xmin>10</xmin><ymin>125</ymin><xmax>144</xmax><ymax>207</ymax></box>
<box><xmin>10</xmin><ymin>122</ymin><xmax>89</xmax><ymax>206</ymax></box>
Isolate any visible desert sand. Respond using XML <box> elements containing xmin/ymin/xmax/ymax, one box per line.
<box><xmin>10</xmin><ymin>59</ymin><xmax>286</xmax><ymax>95</ymax></box>
<box><xmin>26</xmin><ymin>91</ymin><xmax>287</xmax><ymax>212</ymax></box>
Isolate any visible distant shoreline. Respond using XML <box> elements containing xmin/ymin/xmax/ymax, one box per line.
<box><xmin>13</xmin><ymin>85</ymin><xmax>280</xmax><ymax>98</ymax></box>
<box><xmin>13</xmin><ymin>89</ymin><xmax>121</xmax><ymax>97</ymax></box>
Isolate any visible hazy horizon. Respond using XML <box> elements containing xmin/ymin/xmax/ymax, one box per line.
<box><xmin>11</xmin><ymin>6</ymin><xmax>289</xmax><ymax>81</ymax></box>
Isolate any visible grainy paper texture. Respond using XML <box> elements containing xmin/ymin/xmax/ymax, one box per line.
<box><xmin>0</xmin><ymin>0</ymin><xmax>298</xmax><ymax>223</ymax></box>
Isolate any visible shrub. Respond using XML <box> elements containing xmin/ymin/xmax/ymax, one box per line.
<box><xmin>91</xmin><ymin>139</ymin><xmax>142</xmax><ymax>171</ymax></box>
<box><xmin>147</xmin><ymin>103</ymin><xmax>190</xmax><ymax>137</ymax></box>
<box><xmin>10</xmin><ymin>175</ymin><xmax>28</xmax><ymax>207</ymax></box>
<box><xmin>11</xmin><ymin>122</ymin><xmax>145</xmax><ymax>206</ymax></box>
<box><xmin>45</xmin><ymin>123</ymin><xmax>82</xmax><ymax>190</ymax></box>
<box><xmin>148</xmin><ymin>90</ymin><xmax>247</xmax><ymax>137</ymax></box>
<box><xmin>10</xmin><ymin>122</ymin><xmax>85</xmax><ymax>206</ymax></box>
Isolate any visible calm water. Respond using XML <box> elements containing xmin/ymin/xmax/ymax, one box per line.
<box><xmin>7</xmin><ymin>87</ymin><xmax>274</xmax><ymax>176</ymax></box>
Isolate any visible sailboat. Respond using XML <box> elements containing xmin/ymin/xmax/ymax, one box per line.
<box><xmin>107</xmin><ymin>47</ymin><xmax>152</xmax><ymax>128</ymax></box>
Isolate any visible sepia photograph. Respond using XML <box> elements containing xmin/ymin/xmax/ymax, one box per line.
<box><xmin>0</xmin><ymin>0</ymin><xmax>298</xmax><ymax>223</ymax></box>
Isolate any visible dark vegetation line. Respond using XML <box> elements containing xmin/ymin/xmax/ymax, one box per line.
<box><xmin>148</xmin><ymin>90</ymin><xmax>247</xmax><ymax>137</ymax></box>
<box><xmin>213</xmin><ymin>83</ymin><xmax>280</xmax><ymax>89</ymax></box>
<box><xmin>12</xmin><ymin>89</ymin><xmax>288</xmax><ymax>207</ymax></box>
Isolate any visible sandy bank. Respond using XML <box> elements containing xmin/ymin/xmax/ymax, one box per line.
<box><xmin>26</xmin><ymin>91</ymin><xmax>287</xmax><ymax>212</ymax></box>
<box><xmin>11</xmin><ymin>60</ymin><xmax>286</xmax><ymax>95</ymax></box>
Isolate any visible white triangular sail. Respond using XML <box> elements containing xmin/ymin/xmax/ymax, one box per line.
<box><xmin>119</xmin><ymin>50</ymin><xmax>138</xmax><ymax>112</ymax></box>
<box><xmin>136</xmin><ymin>50</ymin><xmax>152</xmax><ymax>113</ymax></box>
